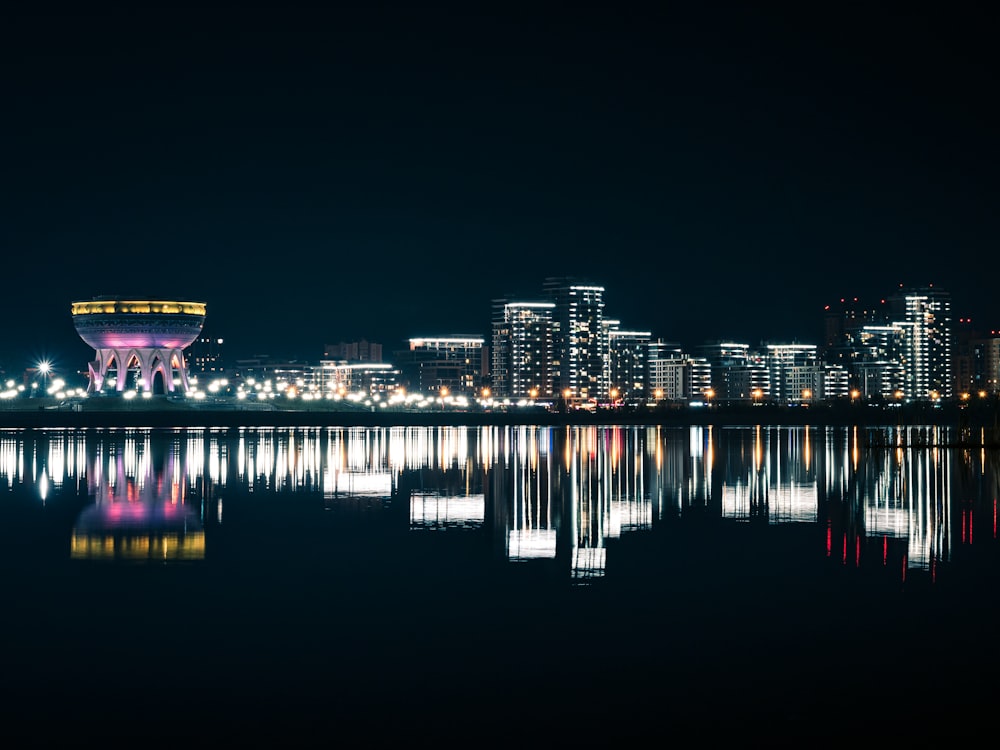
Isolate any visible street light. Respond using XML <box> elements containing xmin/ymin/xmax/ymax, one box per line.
<box><xmin>37</xmin><ymin>360</ymin><xmax>52</xmax><ymax>395</ymax></box>
<box><xmin>704</xmin><ymin>388</ymin><xmax>715</xmax><ymax>407</ymax></box>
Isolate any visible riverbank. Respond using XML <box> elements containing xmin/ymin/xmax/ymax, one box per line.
<box><xmin>3</xmin><ymin>396</ymin><xmax>998</xmax><ymax>431</ymax></box>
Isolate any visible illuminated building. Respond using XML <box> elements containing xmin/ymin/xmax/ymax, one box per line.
<box><xmin>695</xmin><ymin>341</ymin><xmax>768</xmax><ymax>403</ymax></box>
<box><xmin>952</xmin><ymin>319</ymin><xmax>1000</xmax><ymax>397</ymax></box>
<box><xmin>765</xmin><ymin>343</ymin><xmax>820</xmax><ymax>404</ymax></box>
<box><xmin>395</xmin><ymin>336</ymin><xmax>487</xmax><ymax>396</ymax></box>
<box><xmin>849</xmin><ymin>324</ymin><xmax>907</xmax><ymax>399</ymax></box>
<box><xmin>822</xmin><ymin>364</ymin><xmax>850</xmax><ymax>400</ymax></box>
<box><xmin>71</xmin><ymin>297</ymin><xmax>206</xmax><ymax>394</ymax></box>
<box><xmin>317</xmin><ymin>361</ymin><xmax>400</xmax><ymax>397</ymax></box>
<box><xmin>188</xmin><ymin>332</ymin><xmax>225</xmax><ymax>376</ymax></box>
<box><xmin>231</xmin><ymin>356</ymin><xmax>317</xmax><ymax>389</ymax></box>
<box><xmin>971</xmin><ymin>335</ymin><xmax>1000</xmax><ymax>395</ymax></box>
<box><xmin>490</xmin><ymin>300</ymin><xmax>555</xmax><ymax>399</ymax></box>
<box><xmin>822</xmin><ymin>295</ymin><xmax>890</xmax><ymax>365</ymax></box>
<box><xmin>888</xmin><ymin>285</ymin><xmax>953</xmax><ymax>400</ymax></box>
<box><xmin>646</xmin><ymin>341</ymin><xmax>709</xmax><ymax>402</ymax></box>
<box><xmin>543</xmin><ymin>277</ymin><xmax>608</xmax><ymax>402</ymax></box>
<box><xmin>606</xmin><ymin>323</ymin><xmax>650</xmax><ymax>404</ymax></box>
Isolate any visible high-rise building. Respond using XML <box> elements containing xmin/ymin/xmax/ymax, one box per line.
<box><xmin>848</xmin><ymin>324</ymin><xmax>907</xmax><ymax>399</ymax></box>
<box><xmin>694</xmin><ymin>341</ymin><xmax>768</xmax><ymax>403</ymax></box>
<box><xmin>543</xmin><ymin>277</ymin><xmax>607</xmax><ymax>402</ymax></box>
<box><xmin>822</xmin><ymin>296</ymin><xmax>890</xmax><ymax>360</ymax></box>
<box><xmin>647</xmin><ymin>340</ymin><xmax>708</xmax><ymax>402</ymax></box>
<box><xmin>765</xmin><ymin>343</ymin><xmax>820</xmax><ymax>404</ymax></box>
<box><xmin>607</xmin><ymin>324</ymin><xmax>651</xmax><ymax>405</ymax></box>
<box><xmin>888</xmin><ymin>285</ymin><xmax>953</xmax><ymax>400</ymax></box>
<box><xmin>952</xmin><ymin>318</ymin><xmax>979</xmax><ymax>397</ymax></box>
<box><xmin>968</xmin><ymin>331</ymin><xmax>1000</xmax><ymax>397</ymax></box>
<box><xmin>490</xmin><ymin>300</ymin><xmax>555</xmax><ymax>399</ymax></box>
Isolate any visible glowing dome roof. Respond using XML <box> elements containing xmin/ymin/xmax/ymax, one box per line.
<box><xmin>71</xmin><ymin>298</ymin><xmax>206</xmax><ymax>350</ymax></box>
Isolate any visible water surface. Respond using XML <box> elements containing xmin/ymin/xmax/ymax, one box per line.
<box><xmin>2</xmin><ymin>424</ymin><xmax>998</xmax><ymax>743</ymax></box>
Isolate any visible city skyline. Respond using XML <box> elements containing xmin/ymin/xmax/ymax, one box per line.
<box><xmin>6</xmin><ymin>279</ymin><xmax>989</xmax><ymax>407</ymax></box>
<box><xmin>3</xmin><ymin>6</ymin><xmax>997</xmax><ymax>369</ymax></box>
<box><xmin>0</xmin><ymin>277</ymin><xmax>995</xmax><ymax>381</ymax></box>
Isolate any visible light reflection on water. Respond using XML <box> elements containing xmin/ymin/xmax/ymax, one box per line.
<box><xmin>2</xmin><ymin>423</ymin><xmax>1000</xmax><ymax>742</ymax></box>
<box><xmin>1</xmin><ymin>424</ymin><xmax>997</xmax><ymax>583</ymax></box>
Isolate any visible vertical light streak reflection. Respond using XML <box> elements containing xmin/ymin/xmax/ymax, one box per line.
<box><xmin>1</xmin><ymin>437</ymin><xmax>18</xmax><ymax>487</ymax></box>
<box><xmin>0</xmin><ymin>423</ymin><xmax>995</xmax><ymax>584</ymax></box>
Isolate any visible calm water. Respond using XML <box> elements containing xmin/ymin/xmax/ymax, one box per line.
<box><xmin>2</xmin><ymin>424</ymin><xmax>999</xmax><ymax>743</ymax></box>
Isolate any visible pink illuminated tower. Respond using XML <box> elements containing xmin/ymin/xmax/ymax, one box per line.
<box><xmin>71</xmin><ymin>297</ymin><xmax>207</xmax><ymax>394</ymax></box>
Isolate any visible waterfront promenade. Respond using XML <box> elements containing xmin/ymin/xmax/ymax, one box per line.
<box><xmin>2</xmin><ymin>395</ymin><xmax>997</xmax><ymax>434</ymax></box>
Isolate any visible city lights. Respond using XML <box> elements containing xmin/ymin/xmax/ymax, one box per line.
<box><xmin>2</xmin><ymin>283</ymin><xmax>998</xmax><ymax>415</ymax></box>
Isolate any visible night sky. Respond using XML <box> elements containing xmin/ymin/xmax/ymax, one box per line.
<box><xmin>2</xmin><ymin>4</ymin><xmax>997</xmax><ymax>372</ymax></box>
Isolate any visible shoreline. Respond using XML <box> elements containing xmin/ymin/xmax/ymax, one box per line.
<box><xmin>2</xmin><ymin>400</ymin><xmax>998</xmax><ymax>431</ymax></box>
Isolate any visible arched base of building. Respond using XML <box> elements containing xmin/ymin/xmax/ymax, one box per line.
<box><xmin>86</xmin><ymin>347</ymin><xmax>192</xmax><ymax>394</ymax></box>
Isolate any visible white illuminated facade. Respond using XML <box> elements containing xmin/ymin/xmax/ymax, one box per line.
<box><xmin>607</xmin><ymin>323</ymin><xmax>651</xmax><ymax>404</ymax></box>
<box><xmin>490</xmin><ymin>300</ymin><xmax>555</xmax><ymax>399</ymax></box>
<box><xmin>317</xmin><ymin>361</ymin><xmax>400</xmax><ymax>396</ymax></box>
<box><xmin>543</xmin><ymin>277</ymin><xmax>608</xmax><ymax>402</ymax></box>
<box><xmin>765</xmin><ymin>343</ymin><xmax>820</xmax><ymax>404</ymax></box>
<box><xmin>892</xmin><ymin>286</ymin><xmax>953</xmax><ymax>401</ymax></box>
<box><xmin>647</xmin><ymin>341</ymin><xmax>709</xmax><ymax>402</ymax></box>
<box><xmin>822</xmin><ymin>364</ymin><xmax>850</xmax><ymax>400</ymax></box>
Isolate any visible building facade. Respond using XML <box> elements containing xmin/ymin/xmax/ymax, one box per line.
<box><xmin>765</xmin><ymin>344</ymin><xmax>820</xmax><ymax>404</ymax></box>
<box><xmin>188</xmin><ymin>333</ymin><xmax>225</xmax><ymax>377</ymax></box>
<box><xmin>543</xmin><ymin>277</ymin><xmax>608</xmax><ymax>403</ymax></box>
<box><xmin>607</xmin><ymin>324</ymin><xmax>651</xmax><ymax>405</ymax></box>
<box><xmin>395</xmin><ymin>336</ymin><xmax>487</xmax><ymax>396</ymax></box>
<box><xmin>889</xmin><ymin>286</ymin><xmax>953</xmax><ymax>401</ymax></box>
<box><xmin>490</xmin><ymin>300</ymin><xmax>555</xmax><ymax>399</ymax></box>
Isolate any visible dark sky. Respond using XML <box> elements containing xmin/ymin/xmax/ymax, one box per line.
<box><xmin>2</xmin><ymin>4</ymin><xmax>997</xmax><ymax>371</ymax></box>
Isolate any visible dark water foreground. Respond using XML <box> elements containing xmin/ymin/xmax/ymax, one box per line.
<box><xmin>2</xmin><ymin>423</ymin><xmax>999</xmax><ymax>744</ymax></box>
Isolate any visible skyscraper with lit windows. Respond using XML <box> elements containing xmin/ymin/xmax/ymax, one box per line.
<box><xmin>543</xmin><ymin>277</ymin><xmax>607</xmax><ymax>402</ymax></box>
<box><xmin>606</xmin><ymin>322</ymin><xmax>651</xmax><ymax>404</ymax></box>
<box><xmin>490</xmin><ymin>300</ymin><xmax>555</xmax><ymax>399</ymax></box>
<box><xmin>888</xmin><ymin>285</ymin><xmax>953</xmax><ymax>400</ymax></box>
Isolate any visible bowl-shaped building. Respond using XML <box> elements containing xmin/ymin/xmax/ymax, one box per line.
<box><xmin>71</xmin><ymin>298</ymin><xmax>207</xmax><ymax>394</ymax></box>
